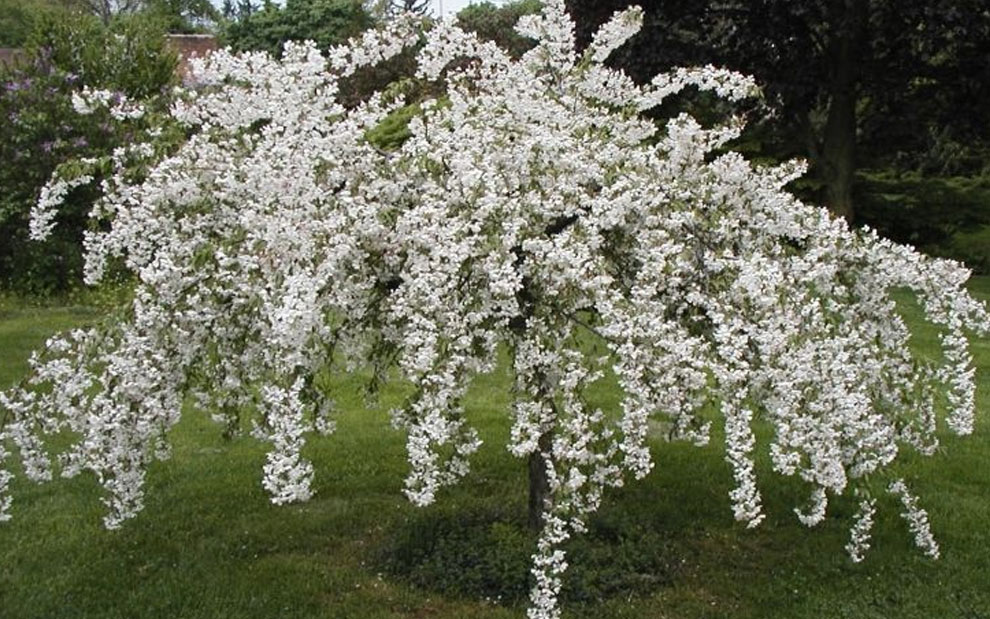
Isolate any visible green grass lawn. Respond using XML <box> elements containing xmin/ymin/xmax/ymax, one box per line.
<box><xmin>1</xmin><ymin>279</ymin><xmax>989</xmax><ymax>619</ymax></box>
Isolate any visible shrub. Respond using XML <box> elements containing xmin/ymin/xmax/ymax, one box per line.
<box><xmin>0</xmin><ymin>13</ymin><xmax>177</xmax><ymax>294</ymax></box>
<box><xmin>942</xmin><ymin>225</ymin><xmax>990</xmax><ymax>274</ymax></box>
<box><xmin>377</xmin><ymin>502</ymin><xmax>675</xmax><ymax>606</ymax></box>
<box><xmin>855</xmin><ymin>171</ymin><xmax>990</xmax><ymax>248</ymax></box>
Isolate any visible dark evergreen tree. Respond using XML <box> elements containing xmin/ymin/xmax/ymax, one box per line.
<box><xmin>566</xmin><ymin>0</ymin><xmax>990</xmax><ymax>223</ymax></box>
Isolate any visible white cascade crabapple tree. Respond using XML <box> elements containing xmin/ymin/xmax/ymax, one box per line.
<box><xmin>3</xmin><ymin>2</ymin><xmax>990</xmax><ymax>617</ymax></box>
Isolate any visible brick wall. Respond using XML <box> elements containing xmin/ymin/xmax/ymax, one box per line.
<box><xmin>165</xmin><ymin>34</ymin><xmax>220</xmax><ymax>84</ymax></box>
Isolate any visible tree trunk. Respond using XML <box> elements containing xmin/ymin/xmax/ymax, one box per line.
<box><xmin>528</xmin><ymin>431</ymin><xmax>553</xmax><ymax>531</ymax></box>
<box><xmin>821</xmin><ymin>0</ymin><xmax>866</xmax><ymax>222</ymax></box>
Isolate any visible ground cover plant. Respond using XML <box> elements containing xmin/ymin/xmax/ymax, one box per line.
<box><xmin>2</xmin><ymin>3</ymin><xmax>989</xmax><ymax>618</ymax></box>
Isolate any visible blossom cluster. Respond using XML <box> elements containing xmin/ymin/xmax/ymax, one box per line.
<box><xmin>71</xmin><ymin>86</ymin><xmax>146</xmax><ymax>120</ymax></box>
<box><xmin>3</xmin><ymin>3</ymin><xmax>989</xmax><ymax>618</ymax></box>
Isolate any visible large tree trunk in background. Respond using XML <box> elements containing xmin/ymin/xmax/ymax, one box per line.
<box><xmin>822</xmin><ymin>87</ymin><xmax>856</xmax><ymax>222</ymax></box>
<box><xmin>821</xmin><ymin>0</ymin><xmax>866</xmax><ymax>223</ymax></box>
<box><xmin>528</xmin><ymin>431</ymin><xmax>553</xmax><ymax>531</ymax></box>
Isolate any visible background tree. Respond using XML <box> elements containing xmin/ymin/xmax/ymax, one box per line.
<box><xmin>78</xmin><ymin>0</ymin><xmax>145</xmax><ymax>24</ymax></box>
<box><xmin>455</xmin><ymin>0</ymin><xmax>542</xmax><ymax>59</ymax></box>
<box><xmin>0</xmin><ymin>0</ymin><xmax>96</xmax><ymax>46</ymax></box>
<box><xmin>223</xmin><ymin>0</ymin><xmax>373</xmax><ymax>57</ymax></box>
<box><xmin>48</xmin><ymin>0</ymin><xmax>220</xmax><ymax>28</ymax></box>
<box><xmin>566</xmin><ymin>0</ymin><xmax>990</xmax><ymax>227</ymax></box>
<box><xmin>144</xmin><ymin>0</ymin><xmax>220</xmax><ymax>33</ymax></box>
<box><xmin>0</xmin><ymin>0</ymin><xmax>45</xmax><ymax>47</ymax></box>
<box><xmin>236</xmin><ymin>0</ymin><xmax>256</xmax><ymax>18</ymax></box>
<box><xmin>381</xmin><ymin>0</ymin><xmax>430</xmax><ymax>17</ymax></box>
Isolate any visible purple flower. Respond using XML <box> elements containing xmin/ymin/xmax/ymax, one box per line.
<box><xmin>41</xmin><ymin>141</ymin><xmax>54</xmax><ymax>153</ymax></box>
<box><xmin>5</xmin><ymin>81</ymin><xmax>20</xmax><ymax>92</ymax></box>
<box><xmin>73</xmin><ymin>137</ymin><xmax>88</xmax><ymax>148</ymax></box>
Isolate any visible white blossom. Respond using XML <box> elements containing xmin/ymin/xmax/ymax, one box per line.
<box><xmin>889</xmin><ymin>479</ymin><xmax>940</xmax><ymax>559</ymax></box>
<box><xmin>260</xmin><ymin>378</ymin><xmax>315</xmax><ymax>504</ymax></box>
<box><xmin>31</xmin><ymin>172</ymin><xmax>95</xmax><ymax>240</ymax></box>
<box><xmin>845</xmin><ymin>495</ymin><xmax>877</xmax><ymax>562</ymax></box>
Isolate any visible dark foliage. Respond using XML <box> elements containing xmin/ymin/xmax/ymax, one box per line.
<box><xmin>222</xmin><ymin>0</ymin><xmax>372</xmax><ymax>58</ymax></box>
<box><xmin>377</xmin><ymin>501</ymin><xmax>676</xmax><ymax>606</ymax></box>
<box><xmin>456</xmin><ymin>0</ymin><xmax>542</xmax><ymax>59</ymax></box>
<box><xmin>0</xmin><ymin>13</ymin><xmax>176</xmax><ymax>294</ymax></box>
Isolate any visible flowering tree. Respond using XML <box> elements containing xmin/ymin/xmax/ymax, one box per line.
<box><xmin>2</xmin><ymin>3</ymin><xmax>989</xmax><ymax>617</ymax></box>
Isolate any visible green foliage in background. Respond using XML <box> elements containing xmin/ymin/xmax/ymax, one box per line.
<box><xmin>0</xmin><ymin>12</ymin><xmax>177</xmax><ymax>295</ymax></box>
<box><xmin>27</xmin><ymin>12</ymin><xmax>178</xmax><ymax>98</ymax></box>
<box><xmin>456</xmin><ymin>0</ymin><xmax>542</xmax><ymax>59</ymax></box>
<box><xmin>143</xmin><ymin>0</ymin><xmax>220</xmax><ymax>33</ymax></box>
<box><xmin>856</xmin><ymin>171</ymin><xmax>990</xmax><ymax>272</ymax></box>
<box><xmin>365</xmin><ymin>99</ymin><xmax>422</xmax><ymax>150</ymax></box>
<box><xmin>222</xmin><ymin>0</ymin><xmax>373</xmax><ymax>57</ymax></box>
<box><xmin>944</xmin><ymin>226</ymin><xmax>990</xmax><ymax>275</ymax></box>
<box><xmin>0</xmin><ymin>0</ymin><xmax>39</xmax><ymax>47</ymax></box>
